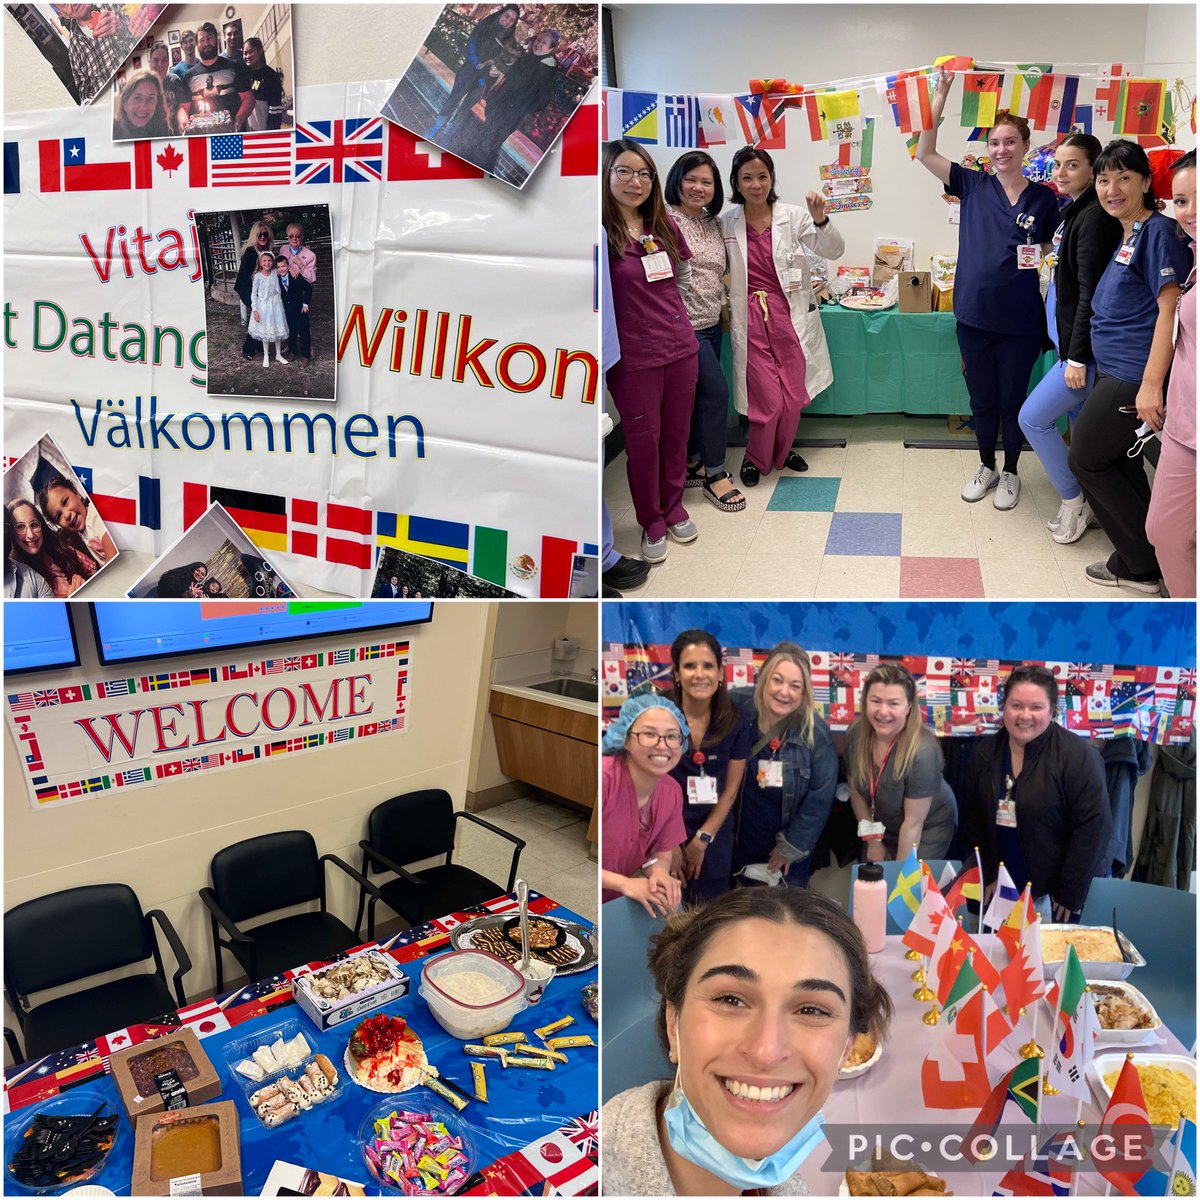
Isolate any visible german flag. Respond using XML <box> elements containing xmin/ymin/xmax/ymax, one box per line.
<box><xmin>182</xmin><ymin>482</ymin><xmax>287</xmax><ymax>553</ymax></box>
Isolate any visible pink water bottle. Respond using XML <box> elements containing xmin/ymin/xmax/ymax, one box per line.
<box><xmin>853</xmin><ymin>863</ymin><xmax>887</xmax><ymax>954</ymax></box>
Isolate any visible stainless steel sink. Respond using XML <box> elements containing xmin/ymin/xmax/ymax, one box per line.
<box><xmin>528</xmin><ymin>678</ymin><xmax>598</xmax><ymax>703</ymax></box>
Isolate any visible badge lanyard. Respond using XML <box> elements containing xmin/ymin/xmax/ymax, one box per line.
<box><xmin>858</xmin><ymin>741</ymin><xmax>893</xmax><ymax>843</ymax></box>
<box><xmin>638</xmin><ymin>233</ymin><xmax>674</xmax><ymax>283</ymax></box>
<box><xmin>687</xmin><ymin>749</ymin><xmax>718</xmax><ymax>805</ymax></box>
<box><xmin>996</xmin><ymin>745</ymin><xmax>1018</xmax><ymax>828</ymax></box>
<box><xmin>1114</xmin><ymin>220</ymin><xmax>1142</xmax><ymax>267</ymax></box>
<box><xmin>1015</xmin><ymin>213</ymin><xmax>1039</xmax><ymax>270</ymax></box>
<box><xmin>756</xmin><ymin>736</ymin><xmax>784</xmax><ymax>790</ymax></box>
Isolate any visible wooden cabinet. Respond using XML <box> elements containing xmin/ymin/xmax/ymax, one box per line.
<box><xmin>488</xmin><ymin>690</ymin><xmax>598</xmax><ymax>841</ymax></box>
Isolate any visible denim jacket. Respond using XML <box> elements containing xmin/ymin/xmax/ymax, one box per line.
<box><xmin>731</xmin><ymin>688</ymin><xmax>839</xmax><ymax>865</ymax></box>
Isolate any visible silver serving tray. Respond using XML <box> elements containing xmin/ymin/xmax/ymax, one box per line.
<box><xmin>450</xmin><ymin>913</ymin><xmax>597</xmax><ymax>976</ymax></box>
<box><xmin>1040</xmin><ymin>923</ymin><xmax>1146</xmax><ymax>980</ymax></box>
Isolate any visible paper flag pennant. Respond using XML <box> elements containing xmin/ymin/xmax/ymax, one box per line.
<box><xmin>961</xmin><ymin>72</ymin><xmax>1003</xmax><ymax>127</ymax></box>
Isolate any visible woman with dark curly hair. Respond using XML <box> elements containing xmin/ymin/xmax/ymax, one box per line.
<box><xmin>6</xmin><ymin>499</ymin><xmax>99</xmax><ymax>597</ymax></box>
<box><xmin>602</xmin><ymin>886</ymin><xmax>893</xmax><ymax>1196</ymax></box>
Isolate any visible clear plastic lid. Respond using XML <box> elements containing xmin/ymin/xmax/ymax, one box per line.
<box><xmin>421</xmin><ymin>949</ymin><xmax>524</xmax><ymax>1009</ymax></box>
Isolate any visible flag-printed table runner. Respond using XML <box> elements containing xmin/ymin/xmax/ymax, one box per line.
<box><xmin>4</xmin><ymin>82</ymin><xmax>598</xmax><ymax>599</ymax></box>
<box><xmin>3</xmin><ymin>894</ymin><xmax>599</xmax><ymax>1195</ymax></box>
<box><xmin>5</xmin><ymin>639</ymin><xmax>410</xmax><ymax>810</ymax></box>
<box><xmin>602</xmin><ymin>645</ymin><xmax>1195</xmax><ymax>746</ymax></box>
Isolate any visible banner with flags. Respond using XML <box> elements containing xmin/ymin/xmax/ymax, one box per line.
<box><xmin>4</xmin><ymin>80</ymin><xmax>598</xmax><ymax>599</ymax></box>
<box><xmin>961</xmin><ymin>73</ymin><xmax>1004</xmax><ymax>127</ymax></box>
<box><xmin>5</xmin><ymin>639</ymin><xmax>411</xmax><ymax>810</ymax></box>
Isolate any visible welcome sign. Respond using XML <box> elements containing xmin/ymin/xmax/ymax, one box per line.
<box><xmin>6</xmin><ymin>640</ymin><xmax>410</xmax><ymax>810</ymax></box>
<box><xmin>3</xmin><ymin>81</ymin><xmax>600</xmax><ymax>597</ymax></box>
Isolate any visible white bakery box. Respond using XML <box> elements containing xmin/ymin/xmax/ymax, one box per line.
<box><xmin>291</xmin><ymin>948</ymin><xmax>410</xmax><ymax>1031</ymax></box>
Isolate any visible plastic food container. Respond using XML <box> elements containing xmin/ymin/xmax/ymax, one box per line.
<box><xmin>1088</xmin><ymin>979</ymin><xmax>1164</xmax><ymax>1046</ymax></box>
<box><xmin>357</xmin><ymin>1096</ymin><xmax>475</xmax><ymax>1194</ymax></box>
<box><xmin>4</xmin><ymin>1088</ymin><xmax>122</xmax><ymax>1195</ymax></box>
<box><xmin>419</xmin><ymin>949</ymin><xmax>527</xmax><ymax>1039</ymax></box>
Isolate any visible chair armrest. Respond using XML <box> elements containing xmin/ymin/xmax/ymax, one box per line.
<box><xmin>357</xmin><ymin>840</ymin><xmax>426</xmax><ymax>887</ymax></box>
<box><xmin>146</xmin><ymin>908</ymin><xmax>193</xmax><ymax>1008</ymax></box>
<box><xmin>456</xmin><ymin>812</ymin><xmax>525</xmax><ymax>890</ymax></box>
<box><xmin>4</xmin><ymin>1025</ymin><xmax>23</xmax><ymax>1065</ymax></box>
<box><xmin>321</xmin><ymin>853</ymin><xmax>387</xmax><ymax>904</ymax></box>
<box><xmin>198</xmin><ymin>888</ymin><xmax>253</xmax><ymax>945</ymax></box>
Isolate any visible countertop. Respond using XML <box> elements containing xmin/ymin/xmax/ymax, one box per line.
<box><xmin>489</xmin><ymin>673</ymin><xmax>598</xmax><ymax>717</ymax></box>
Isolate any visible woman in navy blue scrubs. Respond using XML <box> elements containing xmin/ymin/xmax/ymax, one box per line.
<box><xmin>917</xmin><ymin>69</ymin><xmax>1060</xmax><ymax>511</ymax></box>
<box><xmin>1068</xmin><ymin>140</ymin><xmax>1190</xmax><ymax>594</ymax></box>
<box><xmin>666</xmin><ymin>629</ymin><xmax>750</xmax><ymax>902</ymax></box>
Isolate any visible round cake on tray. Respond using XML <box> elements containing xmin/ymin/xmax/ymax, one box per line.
<box><xmin>345</xmin><ymin>1013</ymin><xmax>428</xmax><ymax>1093</ymax></box>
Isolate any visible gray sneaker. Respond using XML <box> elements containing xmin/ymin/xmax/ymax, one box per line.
<box><xmin>1050</xmin><ymin>502</ymin><xmax>1091</xmax><ymax>544</ymax></box>
<box><xmin>961</xmin><ymin>465</ymin><xmax>999</xmax><ymax>502</ymax></box>
<box><xmin>1084</xmin><ymin>562</ymin><xmax>1162</xmax><ymax>595</ymax></box>
<box><xmin>667</xmin><ymin>518</ymin><xmax>698</xmax><ymax>543</ymax></box>
<box><xmin>640</xmin><ymin>532</ymin><xmax>668</xmax><ymax>563</ymax></box>
<box><xmin>993</xmin><ymin>471</ymin><xmax>1021</xmax><ymax>510</ymax></box>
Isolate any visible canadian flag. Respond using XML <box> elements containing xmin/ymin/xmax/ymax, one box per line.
<box><xmin>176</xmin><ymin>998</ymin><xmax>232</xmax><ymax>1039</ymax></box>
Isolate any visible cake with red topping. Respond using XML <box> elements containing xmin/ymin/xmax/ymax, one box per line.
<box><xmin>345</xmin><ymin>1013</ymin><xmax>428</xmax><ymax>1093</ymax></box>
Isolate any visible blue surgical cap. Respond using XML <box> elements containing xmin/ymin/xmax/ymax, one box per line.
<box><xmin>602</xmin><ymin>692</ymin><xmax>690</xmax><ymax>755</ymax></box>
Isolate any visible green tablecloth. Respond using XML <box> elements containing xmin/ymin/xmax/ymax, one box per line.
<box><xmin>718</xmin><ymin>307</ymin><xmax>1054</xmax><ymax>417</ymax></box>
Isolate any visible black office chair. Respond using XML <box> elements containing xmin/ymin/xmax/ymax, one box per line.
<box><xmin>355</xmin><ymin>789</ymin><xmax>525</xmax><ymax>939</ymax></box>
<box><xmin>200</xmin><ymin>830</ymin><xmax>385</xmax><ymax>993</ymax></box>
<box><xmin>4</xmin><ymin>884</ymin><xmax>192</xmax><ymax>1061</ymax></box>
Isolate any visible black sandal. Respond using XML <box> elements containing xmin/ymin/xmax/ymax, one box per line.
<box><xmin>685</xmin><ymin>462</ymin><xmax>706</xmax><ymax>488</ymax></box>
<box><xmin>703</xmin><ymin>471</ymin><xmax>747</xmax><ymax>511</ymax></box>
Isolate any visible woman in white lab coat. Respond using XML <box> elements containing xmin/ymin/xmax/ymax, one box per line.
<box><xmin>721</xmin><ymin>147</ymin><xmax>844</xmax><ymax>487</ymax></box>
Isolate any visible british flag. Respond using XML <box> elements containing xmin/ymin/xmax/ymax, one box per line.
<box><xmin>562</xmin><ymin>1111</ymin><xmax>599</xmax><ymax>1156</ymax></box>
<box><xmin>294</xmin><ymin>117</ymin><xmax>383</xmax><ymax>185</ymax></box>
<box><xmin>262</xmin><ymin>656</ymin><xmax>302</xmax><ymax>676</ymax></box>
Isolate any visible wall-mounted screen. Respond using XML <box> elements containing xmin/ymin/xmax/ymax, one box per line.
<box><xmin>4</xmin><ymin>602</ymin><xmax>82</xmax><ymax>676</ymax></box>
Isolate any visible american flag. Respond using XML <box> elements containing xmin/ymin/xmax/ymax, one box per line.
<box><xmin>294</xmin><ymin>117</ymin><xmax>383</xmax><ymax>185</ymax></box>
<box><xmin>8</xmin><ymin>691</ymin><xmax>37</xmax><ymax>712</ymax></box>
<box><xmin>208</xmin><ymin>131</ymin><xmax>293</xmax><ymax>187</ymax></box>
<box><xmin>262</xmin><ymin>656</ymin><xmax>302</xmax><ymax>675</ymax></box>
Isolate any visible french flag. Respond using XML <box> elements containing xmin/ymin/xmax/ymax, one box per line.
<box><xmin>39</xmin><ymin>137</ymin><xmax>152</xmax><ymax>192</ymax></box>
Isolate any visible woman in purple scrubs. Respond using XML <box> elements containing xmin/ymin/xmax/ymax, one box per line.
<box><xmin>916</xmin><ymin>68</ymin><xmax>1060</xmax><ymax>512</ymax></box>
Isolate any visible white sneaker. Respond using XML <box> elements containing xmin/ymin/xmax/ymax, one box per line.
<box><xmin>1050</xmin><ymin>502</ymin><xmax>1091</xmax><ymax>544</ymax></box>
<box><xmin>993</xmin><ymin>471</ymin><xmax>1021</xmax><ymax>510</ymax></box>
<box><xmin>962</xmin><ymin>465</ymin><xmax>999</xmax><ymax>502</ymax></box>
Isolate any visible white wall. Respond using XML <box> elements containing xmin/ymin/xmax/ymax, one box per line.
<box><xmin>608</xmin><ymin>3</ymin><xmax>1197</xmax><ymax>269</ymax></box>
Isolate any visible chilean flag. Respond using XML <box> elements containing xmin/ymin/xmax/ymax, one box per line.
<box><xmin>39</xmin><ymin>137</ymin><xmax>153</xmax><ymax>192</ymax></box>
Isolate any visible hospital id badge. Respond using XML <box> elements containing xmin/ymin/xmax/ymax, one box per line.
<box><xmin>857</xmin><ymin>819</ymin><xmax>886</xmax><ymax>841</ymax></box>
<box><xmin>996</xmin><ymin>796</ymin><xmax>1018</xmax><ymax>828</ymax></box>
<box><xmin>1016</xmin><ymin>244</ymin><xmax>1041</xmax><ymax>270</ymax></box>
<box><xmin>758</xmin><ymin>759</ymin><xmax>784</xmax><ymax>789</ymax></box>
<box><xmin>642</xmin><ymin>251</ymin><xmax>673</xmax><ymax>282</ymax></box>
<box><xmin>783</xmin><ymin>267</ymin><xmax>805</xmax><ymax>293</ymax></box>
<box><xmin>1115</xmin><ymin>244</ymin><xmax>1135</xmax><ymax>266</ymax></box>
<box><xmin>687</xmin><ymin>775</ymin><xmax>719</xmax><ymax>805</ymax></box>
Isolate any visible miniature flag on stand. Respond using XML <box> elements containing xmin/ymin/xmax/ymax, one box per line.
<box><xmin>887</xmin><ymin>846</ymin><xmax>922</xmax><ymax>931</ymax></box>
<box><xmin>1043</xmin><ymin>945</ymin><xmax>1096</xmax><ymax>1099</ymax></box>
<box><xmin>997</xmin><ymin>883</ymin><xmax>1035</xmax><ymax>957</ymax></box>
<box><xmin>960</xmin><ymin>72</ymin><xmax>1003</xmax><ymax>127</ymax></box>
<box><xmin>920</xmin><ymin>986</ymin><xmax>1000</xmax><ymax>1109</ymax></box>
<box><xmin>992</xmin><ymin>1131</ymin><xmax>1078</xmax><ymax>1197</ymax></box>
<box><xmin>982</xmin><ymin>863</ymin><xmax>1020</xmax><ymax>931</ymax></box>
<box><xmin>964</xmin><ymin>1056</ymin><xmax>1040</xmax><ymax>1162</ymax></box>
<box><xmin>902</xmin><ymin>882</ymin><xmax>953</xmax><ymax>957</ymax></box>
<box><xmin>943</xmin><ymin>860</ymin><xmax>982</xmax><ymax>917</ymax></box>
<box><xmin>1134</xmin><ymin>1116</ymin><xmax>1197</xmax><ymax>1197</ymax></box>
<box><xmin>1096</xmin><ymin>1055</ymin><xmax>1154</xmax><ymax>1196</ymax></box>
<box><xmin>998</xmin><ymin>911</ymin><xmax>1044</xmax><ymax>1023</ymax></box>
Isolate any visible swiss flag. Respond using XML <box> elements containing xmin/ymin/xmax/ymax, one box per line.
<box><xmin>920</xmin><ymin>992</ymin><xmax>993</xmax><ymax>1109</ymax></box>
<box><xmin>386</xmin><ymin>122</ymin><xmax>484</xmax><ymax>181</ymax></box>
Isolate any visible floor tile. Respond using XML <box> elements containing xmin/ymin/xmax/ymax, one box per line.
<box><xmin>978</xmin><ymin>556</ymin><xmax>1069</xmax><ymax>598</ymax></box>
<box><xmin>746</xmin><ymin>511</ymin><xmax>833</xmax><ymax>558</ymax></box>
<box><xmin>766</xmin><ymin>476</ymin><xmax>842</xmax><ymax>512</ymax></box>
<box><xmin>825</xmin><ymin>512</ymin><xmax>902</xmax><ymax>557</ymax></box>
<box><xmin>814</xmin><ymin>555</ymin><xmax>901</xmax><ymax>597</ymax></box>
<box><xmin>899</xmin><ymin>556</ymin><xmax>985</xmax><ymax>598</ymax></box>
<box><xmin>731</xmin><ymin>554</ymin><xmax>821</xmax><ymax>598</ymax></box>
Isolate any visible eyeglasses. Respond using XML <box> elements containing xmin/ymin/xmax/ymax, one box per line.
<box><xmin>611</xmin><ymin>165</ymin><xmax>654</xmax><ymax>183</ymax></box>
<box><xmin>630</xmin><ymin>730</ymin><xmax>682</xmax><ymax>747</ymax></box>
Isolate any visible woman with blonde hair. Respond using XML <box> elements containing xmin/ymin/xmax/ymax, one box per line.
<box><xmin>112</xmin><ymin>69</ymin><xmax>169</xmax><ymax>140</ymax></box>
<box><xmin>845</xmin><ymin>664</ymin><xmax>957</xmax><ymax>862</ymax></box>
<box><xmin>729</xmin><ymin>643</ymin><xmax>837</xmax><ymax>887</ymax></box>
<box><xmin>235</xmin><ymin>220</ymin><xmax>275</xmax><ymax>353</ymax></box>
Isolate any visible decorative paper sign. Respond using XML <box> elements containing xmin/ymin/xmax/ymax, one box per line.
<box><xmin>825</xmin><ymin>194</ymin><xmax>872</xmax><ymax>213</ymax></box>
<box><xmin>6</xmin><ymin>640</ymin><xmax>410</xmax><ymax>809</ymax></box>
<box><xmin>601</xmin><ymin>645</ymin><xmax>1195</xmax><ymax>745</ymax></box>
<box><xmin>823</xmin><ymin>177</ymin><xmax>872</xmax><ymax>198</ymax></box>
<box><xmin>3</xmin><ymin>81</ymin><xmax>599</xmax><ymax>598</ymax></box>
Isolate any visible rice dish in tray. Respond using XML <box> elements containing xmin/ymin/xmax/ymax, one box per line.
<box><xmin>1102</xmin><ymin>1065</ymin><xmax>1196</xmax><ymax>1126</ymax></box>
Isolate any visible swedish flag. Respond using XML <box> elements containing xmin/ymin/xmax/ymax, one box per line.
<box><xmin>886</xmin><ymin>846</ymin><xmax>923</xmax><ymax>932</ymax></box>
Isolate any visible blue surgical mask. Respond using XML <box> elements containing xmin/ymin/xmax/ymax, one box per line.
<box><xmin>662</xmin><ymin>1065</ymin><xmax>827</xmax><ymax>1190</ymax></box>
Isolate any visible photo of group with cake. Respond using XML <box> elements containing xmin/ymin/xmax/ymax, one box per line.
<box><xmin>126</xmin><ymin>503</ymin><xmax>297</xmax><ymax>599</ymax></box>
<box><xmin>195</xmin><ymin>204</ymin><xmax>336</xmax><ymax>402</ymax></box>
<box><xmin>4</xmin><ymin>433</ymin><xmax>120</xmax><ymax>599</ymax></box>
<box><xmin>110</xmin><ymin>4</ymin><xmax>294</xmax><ymax>141</ymax></box>
<box><xmin>381</xmin><ymin>2</ymin><xmax>598</xmax><ymax>188</ymax></box>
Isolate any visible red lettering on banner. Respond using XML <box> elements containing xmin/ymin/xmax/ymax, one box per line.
<box><xmin>73</xmin><ymin>710</ymin><xmax>149</xmax><ymax>762</ymax></box>
<box><xmin>496</xmin><ymin>343</ymin><xmax>547</xmax><ymax>393</ymax></box>
<box><xmin>452</xmin><ymin>316</ymin><xmax>496</xmax><ymax>387</ymax></box>
<box><xmin>337</xmin><ymin>304</ymin><xmax>392</xmax><ymax>366</ymax></box>
<box><xmin>348</xmin><ymin>674</ymin><xmax>373</xmax><ymax>717</ymax></box>
<box><xmin>298</xmin><ymin>680</ymin><xmax>342</xmax><ymax>725</ymax></box>
<box><xmin>261</xmin><ymin>687</ymin><xmax>297</xmax><ymax>732</ymax></box>
<box><xmin>150</xmin><ymin>704</ymin><xmax>189</xmax><ymax>752</ymax></box>
<box><xmin>187</xmin><ymin>699</ymin><xmax>228</xmax><ymax>745</ymax></box>
<box><xmin>226</xmin><ymin>692</ymin><xmax>260</xmax><ymax>738</ymax></box>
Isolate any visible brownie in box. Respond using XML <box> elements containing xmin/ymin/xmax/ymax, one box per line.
<box><xmin>131</xmin><ymin>1099</ymin><xmax>242</xmax><ymax>1196</ymax></box>
<box><xmin>291</xmin><ymin>948</ymin><xmax>410</xmax><ymax>1031</ymax></box>
<box><xmin>108</xmin><ymin>1027</ymin><xmax>223</xmax><ymax>1122</ymax></box>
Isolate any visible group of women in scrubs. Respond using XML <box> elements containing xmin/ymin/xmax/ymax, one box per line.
<box><xmin>917</xmin><ymin>66</ymin><xmax>1196</xmax><ymax>595</ymax></box>
<box><xmin>601</xmin><ymin>629</ymin><xmax>1113</xmax><ymax>925</ymax></box>
<box><xmin>602</xmin><ymin>137</ymin><xmax>845</xmax><ymax>566</ymax></box>
<box><xmin>604</xmin><ymin>73</ymin><xmax>1196</xmax><ymax>596</ymax></box>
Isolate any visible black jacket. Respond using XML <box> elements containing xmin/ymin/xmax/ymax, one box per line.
<box><xmin>961</xmin><ymin>722</ymin><xmax>1112</xmax><ymax>913</ymax></box>
<box><xmin>278</xmin><ymin>272</ymin><xmax>311</xmax><ymax>321</ymax></box>
<box><xmin>1053</xmin><ymin>187</ymin><xmax>1122</xmax><ymax>365</ymax></box>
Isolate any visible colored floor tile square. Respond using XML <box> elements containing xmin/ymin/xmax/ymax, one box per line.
<box><xmin>825</xmin><ymin>512</ymin><xmax>902</xmax><ymax>557</ymax></box>
<box><xmin>899</xmin><ymin>556</ymin><xmax>985</xmax><ymax>598</ymax></box>
<box><xmin>765</xmin><ymin>476</ymin><xmax>842</xmax><ymax>512</ymax></box>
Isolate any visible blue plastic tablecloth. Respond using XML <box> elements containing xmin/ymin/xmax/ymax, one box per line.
<box><xmin>4</xmin><ymin>895</ymin><xmax>597</xmax><ymax>1196</ymax></box>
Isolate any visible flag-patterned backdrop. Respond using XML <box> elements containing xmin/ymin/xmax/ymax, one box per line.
<box><xmin>4</xmin><ymin>81</ymin><xmax>599</xmax><ymax>598</ymax></box>
<box><xmin>601</xmin><ymin>602</ymin><xmax>1196</xmax><ymax>746</ymax></box>
<box><xmin>6</xmin><ymin>639</ymin><xmax>410</xmax><ymax>809</ymax></box>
